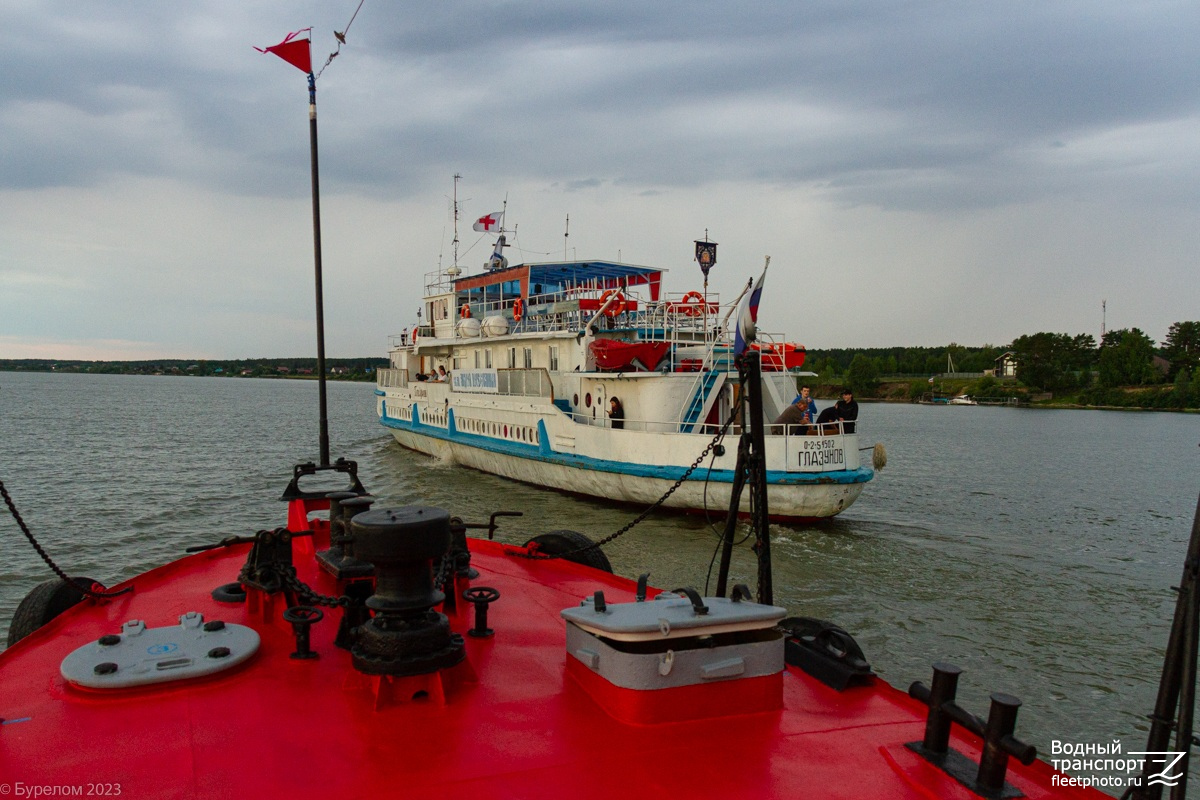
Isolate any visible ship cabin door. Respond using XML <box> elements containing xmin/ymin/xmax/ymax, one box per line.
<box><xmin>594</xmin><ymin>383</ymin><xmax>607</xmax><ymax>427</ymax></box>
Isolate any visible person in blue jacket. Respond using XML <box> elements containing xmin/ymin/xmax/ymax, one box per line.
<box><xmin>791</xmin><ymin>386</ymin><xmax>818</xmax><ymax>421</ymax></box>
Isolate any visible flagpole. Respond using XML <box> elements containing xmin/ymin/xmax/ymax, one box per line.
<box><xmin>308</xmin><ymin>71</ymin><xmax>331</xmax><ymax>467</ymax></box>
<box><xmin>302</xmin><ymin>73</ymin><xmax>331</xmax><ymax>470</ymax></box>
<box><xmin>257</xmin><ymin>30</ymin><xmax>330</xmax><ymax>466</ymax></box>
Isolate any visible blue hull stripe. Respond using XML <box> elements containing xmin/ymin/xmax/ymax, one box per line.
<box><xmin>378</xmin><ymin>412</ymin><xmax>872</xmax><ymax>487</ymax></box>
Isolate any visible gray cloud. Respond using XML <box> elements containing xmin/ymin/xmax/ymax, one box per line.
<box><xmin>2</xmin><ymin>0</ymin><xmax>1197</xmax><ymax>357</ymax></box>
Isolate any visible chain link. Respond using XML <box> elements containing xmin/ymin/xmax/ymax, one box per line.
<box><xmin>516</xmin><ymin>408</ymin><xmax>738</xmax><ymax>561</ymax></box>
<box><xmin>1</xmin><ymin>477</ymin><xmax>132</xmax><ymax>599</ymax></box>
<box><xmin>278</xmin><ymin>564</ymin><xmax>355</xmax><ymax>608</ymax></box>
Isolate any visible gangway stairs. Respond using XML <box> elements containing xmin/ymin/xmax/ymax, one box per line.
<box><xmin>680</xmin><ymin>371</ymin><xmax>723</xmax><ymax>433</ymax></box>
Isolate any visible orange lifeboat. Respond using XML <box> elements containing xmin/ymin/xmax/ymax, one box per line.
<box><xmin>751</xmin><ymin>342</ymin><xmax>806</xmax><ymax>371</ymax></box>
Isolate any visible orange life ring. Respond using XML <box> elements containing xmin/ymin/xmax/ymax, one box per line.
<box><xmin>460</xmin><ymin>304</ymin><xmax>470</xmax><ymax>320</ymax></box>
<box><xmin>512</xmin><ymin>298</ymin><xmax>524</xmax><ymax>322</ymax></box>
<box><xmin>412</xmin><ymin>325</ymin><xmax>419</xmax><ymax>343</ymax></box>
<box><xmin>599</xmin><ymin>289</ymin><xmax>626</xmax><ymax>317</ymax></box>
<box><xmin>681</xmin><ymin>291</ymin><xmax>705</xmax><ymax>317</ymax></box>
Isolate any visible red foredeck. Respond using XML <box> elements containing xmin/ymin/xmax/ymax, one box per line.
<box><xmin>0</xmin><ymin>534</ymin><xmax>1107</xmax><ymax>800</ymax></box>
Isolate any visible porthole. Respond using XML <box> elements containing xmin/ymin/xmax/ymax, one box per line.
<box><xmin>585</xmin><ymin>393</ymin><xmax>592</xmax><ymax>408</ymax></box>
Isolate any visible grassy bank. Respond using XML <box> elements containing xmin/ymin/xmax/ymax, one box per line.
<box><xmin>805</xmin><ymin>377</ymin><xmax>1198</xmax><ymax>411</ymax></box>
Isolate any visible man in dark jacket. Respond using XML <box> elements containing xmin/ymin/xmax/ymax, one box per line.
<box><xmin>834</xmin><ymin>388</ymin><xmax>858</xmax><ymax>433</ymax></box>
<box><xmin>816</xmin><ymin>388</ymin><xmax>859</xmax><ymax>433</ymax></box>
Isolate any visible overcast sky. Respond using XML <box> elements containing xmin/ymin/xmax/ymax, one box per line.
<box><xmin>2</xmin><ymin>1</ymin><xmax>1197</xmax><ymax>359</ymax></box>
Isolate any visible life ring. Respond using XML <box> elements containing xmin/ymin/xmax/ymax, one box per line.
<box><xmin>512</xmin><ymin>298</ymin><xmax>524</xmax><ymax>322</ymax></box>
<box><xmin>681</xmin><ymin>291</ymin><xmax>705</xmax><ymax>317</ymax></box>
<box><xmin>412</xmin><ymin>325</ymin><xmax>419</xmax><ymax>343</ymax></box>
<box><xmin>460</xmin><ymin>304</ymin><xmax>470</xmax><ymax>320</ymax></box>
<box><xmin>599</xmin><ymin>289</ymin><xmax>626</xmax><ymax>317</ymax></box>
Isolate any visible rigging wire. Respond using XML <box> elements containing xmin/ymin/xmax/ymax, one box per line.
<box><xmin>316</xmin><ymin>0</ymin><xmax>367</xmax><ymax>79</ymax></box>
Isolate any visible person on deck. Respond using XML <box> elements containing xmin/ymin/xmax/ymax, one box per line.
<box><xmin>835</xmin><ymin>387</ymin><xmax>858</xmax><ymax>433</ymax></box>
<box><xmin>437</xmin><ymin>366</ymin><xmax>448</xmax><ymax>383</ymax></box>
<box><xmin>609</xmin><ymin>397</ymin><xmax>625</xmax><ymax>430</ymax></box>
<box><xmin>816</xmin><ymin>387</ymin><xmax>859</xmax><ymax>433</ymax></box>
<box><xmin>772</xmin><ymin>396</ymin><xmax>812</xmax><ymax>435</ymax></box>
<box><xmin>791</xmin><ymin>386</ymin><xmax>818</xmax><ymax>422</ymax></box>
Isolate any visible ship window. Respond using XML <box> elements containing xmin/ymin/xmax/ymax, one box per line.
<box><xmin>485</xmin><ymin>350</ymin><xmax>493</xmax><ymax>369</ymax></box>
<box><xmin>523</xmin><ymin>348</ymin><xmax>532</xmax><ymax>369</ymax></box>
<box><xmin>549</xmin><ymin>346</ymin><xmax>559</xmax><ymax>372</ymax></box>
<box><xmin>474</xmin><ymin>350</ymin><xmax>481</xmax><ymax>369</ymax></box>
<box><xmin>585</xmin><ymin>393</ymin><xmax>592</xmax><ymax>408</ymax></box>
<box><xmin>573</xmin><ymin>393</ymin><xmax>579</xmax><ymax>407</ymax></box>
<box><xmin>507</xmin><ymin>348</ymin><xmax>517</xmax><ymax>369</ymax></box>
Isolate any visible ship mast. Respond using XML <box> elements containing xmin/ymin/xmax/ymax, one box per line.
<box><xmin>452</xmin><ymin>173</ymin><xmax>461</xmax><ymax>269</ymax></box>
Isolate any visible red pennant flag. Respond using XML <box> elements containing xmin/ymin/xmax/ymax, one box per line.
<box><xmin>255</xmin><ymin>29</ymin><xmax>313</xmax><ymax>74</ymax></box>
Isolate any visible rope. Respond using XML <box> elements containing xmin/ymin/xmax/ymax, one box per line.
<box><xmin>0</xmin><ymin>478</ymin><xmax>132</xmax><ymax>599</ymax></box>
<box><xmin>515</xmin><ymin>406</ymin><xmax>739</xmax><ymax>562</ymax></box>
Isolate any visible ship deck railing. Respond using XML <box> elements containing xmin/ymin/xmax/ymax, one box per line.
<box><xmin>378</xmin><ymin>367</ymin><xmax>409</xmax><ymax>389</ymax></box>
<box><xmin>556</xmin><ymin>411</ymin><xmax>855</xmax><ymax>440</ymax></box>
<box><xmin>497</xmin><ymin>368</ymin><xmax>553</xmax><ymax>398</ymax></box>
<box><xmin>463</xmin><ymin>287</ymin><xmax>734</xmax><ymax>345</ymax></box>
<box><xmin>378</xmin><ymin>368</ymin><xmax>552</xmax><ymax>400</ymax></box>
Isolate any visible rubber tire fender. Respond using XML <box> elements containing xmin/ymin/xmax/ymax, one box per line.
<box><xmin>523</xmin><ymin>530</ymin><xmax>613</xmax><ymax>574</ymax></box>
<box><xmin>6</xmin><ymin>576</ymin><xmax>97</xmax><ymax>646</ymax></box>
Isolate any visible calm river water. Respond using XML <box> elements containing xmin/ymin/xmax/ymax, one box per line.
<box><xmin>1</xmin><ymin>370</ymin><xmax>1197</xmax><ymax>784</ymax></box>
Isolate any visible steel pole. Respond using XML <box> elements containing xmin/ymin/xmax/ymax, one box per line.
<box><xmin>307</xmin><ymin>73</ymin><xmax>330</xmax><ymax>466</ymax></box>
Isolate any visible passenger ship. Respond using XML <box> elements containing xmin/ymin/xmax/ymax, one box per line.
<box><xmin>375</xmin><ymin>235</ymin><xmax>877</xmax><ymax>520</ymax></box>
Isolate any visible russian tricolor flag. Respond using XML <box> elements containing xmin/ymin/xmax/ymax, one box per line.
<box><xmin>734</xmin><ymin>258</ymin><xmax>769</xmax><ymax>357</ymax></box>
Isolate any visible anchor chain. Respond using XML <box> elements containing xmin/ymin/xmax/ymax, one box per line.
<box><xmin>0</xmin><ymin>477</ymin><xmax>132</xmax><ymax>599</ymax></box>
<box><xmin>278</xmin><ymin>564</ymin><xmax>355</xmax><ymax>608</ymax></box>
<box><xmin>516</xmin><ymin>407</ymin><xmax>738</xmax><ymax>562</ymax></box>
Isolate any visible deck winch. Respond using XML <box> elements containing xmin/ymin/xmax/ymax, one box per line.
<box><xmin>561</xmin><ymin>587</ymin><xmax>787</xmax><ymax>724</ymax></box>
<box><xmin>348</xmin><ymin>506</ymin><xmax>466</xmax><ymax>677</ymax></box>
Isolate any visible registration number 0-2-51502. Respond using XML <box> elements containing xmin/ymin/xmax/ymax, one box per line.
<box><xmin>799</xmin><ymin>438</ymin><xmax>844</xmax><ymax>468</ymax></box>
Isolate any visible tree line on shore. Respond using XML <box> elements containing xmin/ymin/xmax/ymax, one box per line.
<box><xmin>0</xmin><ymin>358</ymin><xmax>387</xmax><ymax>381</ymax></box>
<box><xmin>4</xmin><ymin>320</ymin><xmax>1197</xmax><ymax>410</ymax></box>
<box><xmin>805</xmin><ymin>321</ymin><xmax>1199</xmax><ymax>410</ymax></box>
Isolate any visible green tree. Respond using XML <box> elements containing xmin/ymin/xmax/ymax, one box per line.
<box><xmin>846</xmin><ymin>354</ymin><xmax>880</xmax><ymax>396</ymax></box>
<box><xmin>1172</xmin><ymin>369</ymin><xmax>1191</xmax><ymax>409</ymax></box>
<box><xmin>808</xmin><ymin>357</ymin><xmax>841</xmax><ymax>379</ymax></box>
<box><xmin>1098</xmin><ymin>328</ymin><xmax>1157</xmax><ymax>388</ymax></box>
<box><xmin>1010</xmin><ymin>332</ymin><xmax>1092</xmax><ymax>391</ymax></box>
<box><xmin>1162</xmin><ymin>321</ymin><xmax>1200</xmax><ymax>379</ymax></box>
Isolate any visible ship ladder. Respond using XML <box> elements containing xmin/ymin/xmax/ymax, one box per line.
<box><xmin>680</xmin><ymin>371</ymin><xmax>723</xmax><ymax>433</ymax></box>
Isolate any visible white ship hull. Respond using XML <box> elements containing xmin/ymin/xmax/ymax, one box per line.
<box><xmin>377</xmin><ymin>381</ymin><xmax>871</xmax><ymax>520</ymax></box>
<box><xmin>388</xmin><ymin>426</ymin><xmax>865</xmax><ymax>518</ymax></box>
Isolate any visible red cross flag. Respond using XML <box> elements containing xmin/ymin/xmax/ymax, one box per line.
<box><xmin>473</xmin><ymin>212</ymin><xmax>504</xmax><ymax>232</ymax></box>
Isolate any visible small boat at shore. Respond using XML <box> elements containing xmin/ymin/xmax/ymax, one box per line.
<box><xmin>949</xmin><ymin>394</ymin><xmax>979</xmax><ymax>405</ymax></box>
<box><xmin>375</xmin><ymin>230</ymin><xmax>877</xmax><ymax>521</ymax></box>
